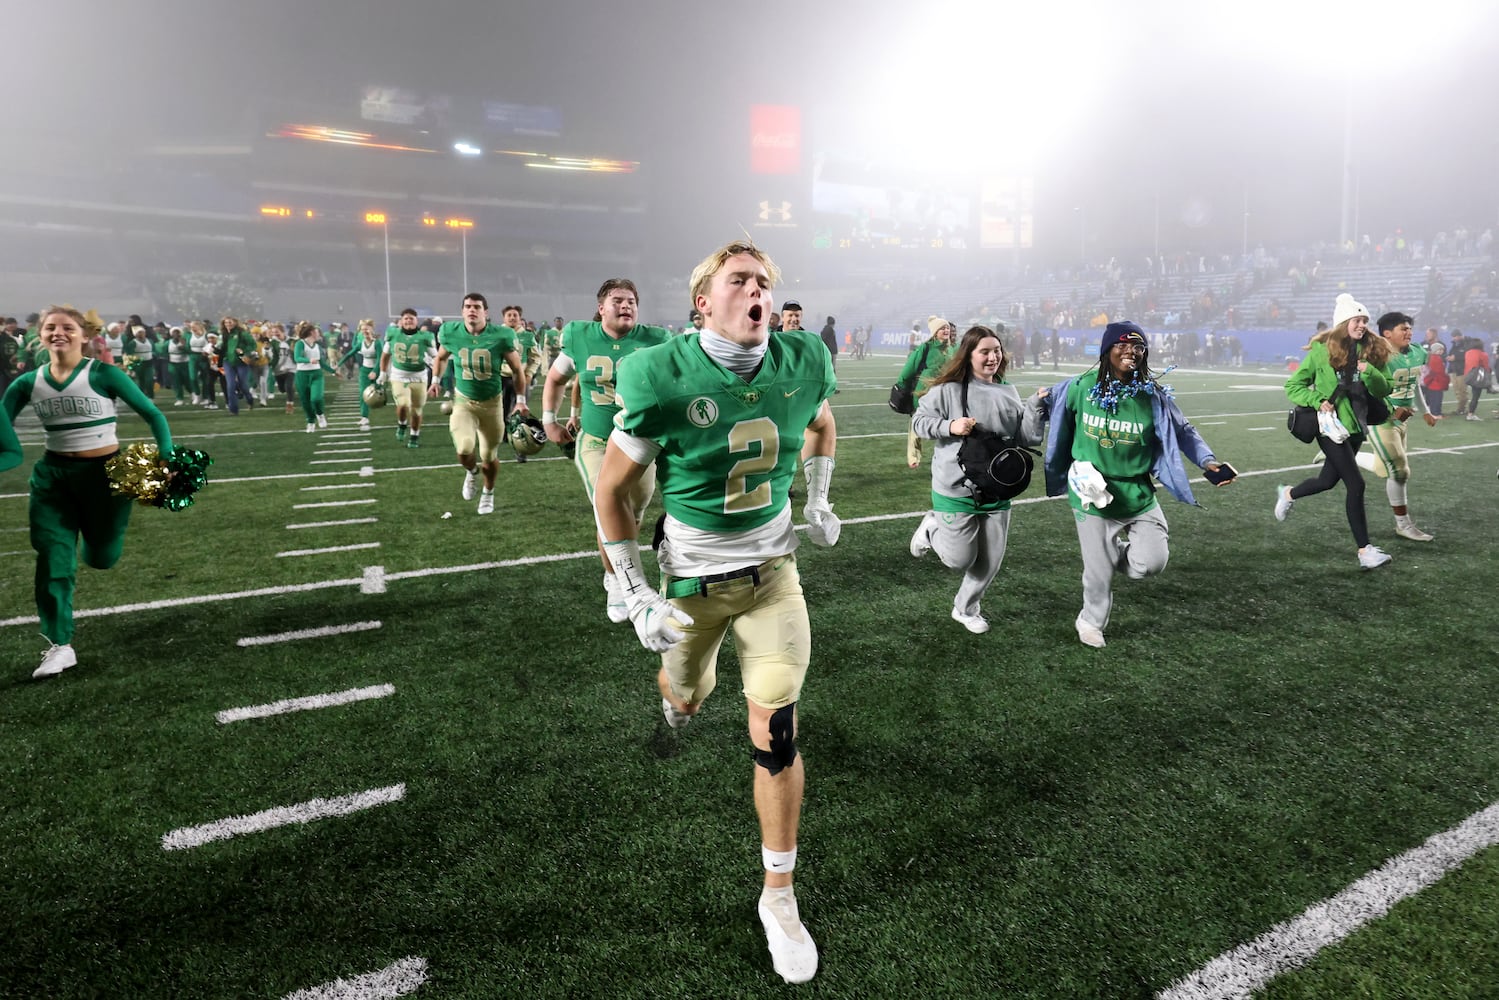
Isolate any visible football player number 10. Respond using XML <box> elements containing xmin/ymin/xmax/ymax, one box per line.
<box><xmin>725</xmin><ymin>417</ymin><xmax>778</xmax><ymax>514</ymax></box>
<box><xmin>456</xmin><ymin>348</ymin><xmax>492</xmax><ymax>382</ymax></box>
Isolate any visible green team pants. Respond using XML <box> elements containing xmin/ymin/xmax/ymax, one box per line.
<box><xmin>171</xmin><ymin>361</ymin><xmax>192</xmax><ymax>401</ymax></box>
<box><xmin>295</xmin><ymin>370</ymin><xmax>326</xmax><ymax>423</ymax></box>
<box><xmin>30</xmin><ymin>452</ymin><xmax>134</xmax><ymax>645</ymax></box>
<box><xmin>359</xmin><ymin>366</ymin><xmax>379</xmax><ymax>417</ymax></box>
<box><xmin>133</xmin><ymin>360</ymin><xmax>155</xmax><ymax>398</ymax></box>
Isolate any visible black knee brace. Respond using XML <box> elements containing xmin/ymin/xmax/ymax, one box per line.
<box><xmin>752</xmin><ymin>703</ymin><xmax>798</xmax><ymax>776</ymax></box>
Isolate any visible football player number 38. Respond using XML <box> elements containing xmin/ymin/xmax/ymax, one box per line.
<box><xmin>725</xmin><ymin>417</ymin><xmax>779</xmax><ymax>514</ymax></box>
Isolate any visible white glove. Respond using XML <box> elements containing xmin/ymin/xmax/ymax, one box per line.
<box><xmin>1067</xmin><ymin>460</ymin><xmax>1114</xmax><ymax>511</ymax></box>
<box><xmin>626</xmin><ymin>590</ymin><xmax>695</xmax><ymax>653</ymax></box>
<box><xmin>375</xmin><ymin>371</ymin><xmax>387</xmax><ymax>386</ymax></box>
<box><xmin>803</xmin><ymin>501</ymin><xmax>841</xmax><ymax>547</ymax></box>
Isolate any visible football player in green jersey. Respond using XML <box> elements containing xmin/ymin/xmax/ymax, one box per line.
<box><xmin>378</xmin><ymin>308</ymin><xmax>437</xmax><ymax>447</ymax></box>
<box><xmin>430</xmin><ymin>293</ymin><xmax>528</xmax><ymax>515</ymax></box>
<box><xmin>541</xmin><ymin>278</ymin><xmax>671</xmax><ymax>623</ymax></box>
<box><xmin>1370</xmin><ymin>311</ymin><xmax>1436</xmax><ymax>541</ymax></box>
<box><xmin>595</xmin><ymin>241</ymin><xmax>837</xmax><ymax>985</ymax></box>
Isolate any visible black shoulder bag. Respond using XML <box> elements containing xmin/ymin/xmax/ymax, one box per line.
<box><xmin>888</xmin><ymin>341</ymin><xmax>929</xmax><ymax>416</ymax></box>
<box><xmin>956</xmin><ymin>378</ymin><xmax>1036</xmax><ymax>503</ymax></box>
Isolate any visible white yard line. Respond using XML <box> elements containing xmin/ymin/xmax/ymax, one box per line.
<box><xmin>301</xmin><ymin>483</ymin><xmax>378</xmax><ymax>492</ymax></box>
<box><xmin>310</xmin><ymin>459</ymin><xmax>371</xmax><ymax>466</ymax></box>
<box><xmin>361</xmin><ymin>565</ymin><xmax>387</xmax><ymax>594</ymax></box>
<box><xmin>276</xmin><ymin>543</ymin><xmax>382</xmax><ymax>558</ymax></box>
<box><xmin>216</xmin><ymin>684</ymin><xmax>395</xmax><ymax>725</ymax></box>
<box><xmin>292</xmin><ymin>499</ymin><xmax>379</xmax><ymax>509</ymax></box>
<box><xmin>286</xmin><ymin>517</ymin><xmax>379</xmax><ymax>530</ymax></box>
<box><xmin>161</xmin><ymin>783</ymin><xmax>406</xmax><ymax>851</ymax></box>
<box><xmin>237</xmin><ymin>621</ymin><xmax>383</xmax><ymax>647</ymax></box>
<box><xmin>282</xmin><ymin>956</ymin><xmax>427</xmax><ymax>1000</ymax></box>
<box><xmin>1158</xmin><ymin>801</ymin><xmax>1499</xmax><ymax>1000</ymax></box>
<box><xmin>312</xmin><ymin>448</ymin><xmax>374</xmax><ymax>456</ymax></box>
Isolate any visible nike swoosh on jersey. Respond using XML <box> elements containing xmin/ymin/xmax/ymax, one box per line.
<box><xmin>784</xmin><ymin>388</ymin><xmax>801</xmax><ymax>397</ymax></box>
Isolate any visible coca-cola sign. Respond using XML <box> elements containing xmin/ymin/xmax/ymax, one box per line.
<box><xmin>750</xmin><ymin>105</ymin><xmax>801</xmax><ymax>175</ymax></box>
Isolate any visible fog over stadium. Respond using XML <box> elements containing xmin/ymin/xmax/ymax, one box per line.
<box><xmin>6</xmin><ymin>0</ymin><xmax>1499</xmax><ymax>324</ymax></box>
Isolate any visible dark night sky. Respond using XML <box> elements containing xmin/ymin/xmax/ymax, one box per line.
<box><xmin>14</xmin><ymin>0</ymin><xmax>1499</xmax><ymax>261</ymax></box>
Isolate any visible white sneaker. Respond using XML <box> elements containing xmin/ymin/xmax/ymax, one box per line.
<box><xmin>1358</xmin><ymin>545</ymin><xmax>1392</xmax><ymax>570</ymax></box>
<box><xmin>358</xmin><ymin>417</ymin><xmax>370</xmax><ymax>431</ymax></box>
<box><xmin>34</xmin><ymin>642</ymin><xmax>77</xmax><ymax>678</ymax></box>
<box><xmin>909</xmin><ymin>512</ymin><xmax>935</xmax><ymax>558</ymax></box>
<box><xmin>758</xmin><ymin>886</ymin><xmax>818</xmax><ymax>984</ymax></box>
<box><xmin>173</xmin><ymin>400</ymin><xmax>184</xmax><ymax>406</ymax></box>
<box><xmin>191</xmin><ymin>395</ymin><xmax>201</xmax><ymax>405</ymax></box>
<box><xmin>1075</xmin><ymin>615</ymin><xmax>1106</xmax><ymax>648</ymax></box>
<box><xmin>951</xmin><ymin>607</ymin><xmax>989</xmax><ymax>634</ymax></box>
<box><xmin>305</xmin><ymin>423</ymin><xmax>316</xmax><ymax>433</ymax></box>
<box><xmin>461</xmin><ymin>470</ymin><xmax>479</xmax><ymax>500</ymax></box>
<box><xmin>204</xmin><ymin>403</ymin><xmax>218</xmax><ymax>409</ymax></box>
<box><xmin>662</xmin><ymin>696</ymin><xmax>692</xmax><ymax>730</ymax></box>
<box><xmin>1395</xmin><ymin>521</ymin><xmax>1434</xmax><ymax>542</ymax></box>
<box><xmin>477</xmin><ymin>489</ymin><xmax>495</xmax><ymax>515</ymax></box>
<box><xmin>317</xmin><ymin>414</ymin><xmax>328</xmax><ymax>428</ymax></box>
<box><xmin>1273</xmin><ymin>485</ymin><xmax>1295</xmax><ymax>522</ymax></box>
<box><xmin>604</xmin><ymin>573</ymin><xmax>630</xmax><ymax>624</ymax></box>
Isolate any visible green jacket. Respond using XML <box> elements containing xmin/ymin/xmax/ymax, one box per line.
<box><xmin>1286</xmin><ymin>341</ymin><xmax>1393</xmax><ymax>433</ymax></box>
<box><xmin>898</xmin><ymin>338</ymin><xmax>954</xmax><ymax>398</ymax></box>
<box><xmin>221</xmin><ymin>329</ymin><xmax>256</xmax><ymax>366</ymax></box>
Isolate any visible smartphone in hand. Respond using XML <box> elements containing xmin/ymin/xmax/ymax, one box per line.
<box><xmin>1204</xmin><ymin>462</ymin><xmax>1238</xmax><ymax>486</ymax></box>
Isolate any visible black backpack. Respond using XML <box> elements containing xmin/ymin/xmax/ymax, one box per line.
<box><xmin>955</xmin><ymin>378</ymin><xmax>1036</xmax><ymax>504</ymax></box>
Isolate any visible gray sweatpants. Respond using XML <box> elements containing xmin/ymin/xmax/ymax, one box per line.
<box><xmin>929</xmin><ymin>509</ymin><xmax>1011</xmax><ymax>618</ymax></box>
<box><xmin>1074</xmin><ymin>504</ymin><xmax>1169</xmax><ymax>630</ymax></box>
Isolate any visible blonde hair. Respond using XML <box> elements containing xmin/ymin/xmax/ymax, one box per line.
<box><xmin>688</xmin><ymin>240</ymin><xmax>781</xmax><ymax>310</ymax></box>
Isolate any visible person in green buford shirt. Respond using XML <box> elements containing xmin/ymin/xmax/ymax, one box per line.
<box><xmin>1366</xmin><ymin>310</ymin><xmax>1436</xmax><ymax>543</ymax></box>
<box><xmin>897</xmin><ymin>315</ymin><xmax>956</xmax><ymax>468</ymax></box>
<box><xmin>1043</xmin><ymin>321</ymin><xmax>1233</xmax><ymax>649</ymax></box>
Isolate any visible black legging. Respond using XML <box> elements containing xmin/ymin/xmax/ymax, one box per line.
<box><xmin>1290</xmin><ymin>433</ymin><xmax>1369</xmax><ymax>547</ymax></box>
<box><xmin>1468</xmin><ymin>384</ymin><xmax>1485</xmax><ymax>416</ymax></box>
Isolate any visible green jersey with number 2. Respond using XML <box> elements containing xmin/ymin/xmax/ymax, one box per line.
<box><xmin>438</xmin><ymin>322</ymin><xmax>517</xmax><ymax>401</ymax></box>
<box><xmin>613</xmin><ymin>330</ymin><xmax>836</xmax><ymax>532</ymax></box>
<box><xmin>562</xmin><ymin>320</ymin><xmax>671</xmax><ymax>439</ymax></box>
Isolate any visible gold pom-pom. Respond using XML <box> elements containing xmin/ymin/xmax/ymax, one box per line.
<box><xmin>105</xmin><ymin>443</ymin><xmax>172</xmax><ymax>507</ymax></box>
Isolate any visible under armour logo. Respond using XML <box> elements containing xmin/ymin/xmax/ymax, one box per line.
<box><xmin>758</xmin><ymin>200</ymin><xmax>792</xmax><ymax>223</ymax></box>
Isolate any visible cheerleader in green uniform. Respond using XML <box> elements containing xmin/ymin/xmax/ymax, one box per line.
<box><xmin>293</xmin><ymin>321</ymin><xmax>339</xmax><ymax>432</ymax></box>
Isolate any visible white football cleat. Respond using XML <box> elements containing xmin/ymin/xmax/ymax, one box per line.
<box><xmin>758</xmin><ymin>887</ymin><xmax>818</xmax><ymax>984</ymax></box>
<box><xmin>1395</xmin><ymin>521</ymin><xmax>1434</xmax><ymax>542</ymax></box>
<box><xmin>34</xmin><ymin>642</ymin><xmax>77</xmax><ymax>679</ymax></box>
<box><xmin>477</xmin><ymin>489</ymin><xmax>495</xmax><ymax>515</ymax></box>
<box><xmin>461</xmin><ymin>470</ymin><xmax>479</xmax><ymax>501</ymax></box>
<box><xmin>661</xmin><ymin>697</ymin><xmax>692</xmax><ymax>730</ymax></box>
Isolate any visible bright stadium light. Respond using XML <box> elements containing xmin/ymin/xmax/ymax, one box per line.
<box><xmin>452</xmin><ymin>141</ymin><xmax>482</xmax><ymax>157</ymax></box>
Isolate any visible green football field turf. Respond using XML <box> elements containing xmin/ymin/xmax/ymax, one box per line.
<box><xmin>1</xmin><ymin>355</ymin><xmax>1496</xmax><ymax>998</ymax></box>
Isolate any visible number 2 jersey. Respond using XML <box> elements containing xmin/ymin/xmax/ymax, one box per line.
<box><xmin>612</xmin><ymin>330</ymin><xmax>836</xmax><ymax>575</ymax></box>
<box><xmin>556</xmin><ymin>320</ymin><xmax>671</xmax><ymax>439</ymax></box>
